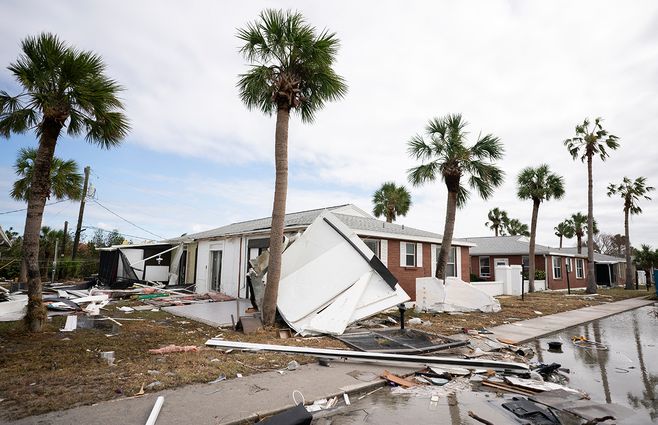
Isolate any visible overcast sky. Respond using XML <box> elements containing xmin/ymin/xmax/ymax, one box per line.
<box><xmin>1</xmin><ymin>1</ymin><xmax>657</xmax><ymax>248</ymax></box>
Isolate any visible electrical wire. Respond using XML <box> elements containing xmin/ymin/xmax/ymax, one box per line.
<box><xmin>82</xmin><ymin>225</ymin><xmax>153</xmax><ymax>241</ymax></box>
<box><xmin>90</xmin><ymin>199</ymin><xmax>164</xmax><ymax>240</ymax></box>
<box><xmin>0</xmin><ymin>199</ymin><xmax>68</xmax><ymax>215</ymax></box>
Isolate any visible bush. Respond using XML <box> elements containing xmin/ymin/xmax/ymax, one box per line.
<box><xmin>470</xmin><ymin>273</ymin><xmax>485</xmax><ymax>282</ymax></box>
<box><xmin>535</xmin><ymin>269</ymin><xmax>546</xmax><ymax>280</ymax></box>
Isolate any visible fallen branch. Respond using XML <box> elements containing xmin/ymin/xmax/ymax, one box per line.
<box><xmin>468</xmin><ymin>411</ymin><xmax>495</xmax><ymax>425</ymax></box>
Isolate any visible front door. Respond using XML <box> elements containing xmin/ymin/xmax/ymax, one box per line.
<box><xmin>210</xmin><ymin>250</ymin><xmax>222</xmax><ymax>292</ymax></box>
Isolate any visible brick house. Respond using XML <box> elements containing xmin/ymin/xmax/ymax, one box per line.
<box><xmin>463</xmin><ymin>236</ymin><xmax>589</xmax><ymax>290</ymax></box>
<box><xmin>170</xmin><ymin>204</ymin><xmax>473</xmax><ymax>300</ymax></box>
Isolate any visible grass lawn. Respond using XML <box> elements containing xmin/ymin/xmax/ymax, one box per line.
<box><xmin>0</xmin><ymin>287</ymin><xmax>650</xmax><ymax>420</ymax></box>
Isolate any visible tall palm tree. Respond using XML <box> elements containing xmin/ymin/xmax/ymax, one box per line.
<box><xmin>571</xmin><ymin>212</ymin><xmax>598</xmax><ymax>254</ymax></box>
<box><xmin>505</xmin><ymin>218</ymin><xmax>530</xmax><ymax>237</ymax></box>
<box><xmin>565</xmin><ymin>117</ymin><xmax>619</xmax><ymax>294</ymax></box>
<box><xmin>11</xmin><ymin>147</ymin><xmax>83</xmax><ymax>283</ymax></box>
<box><xmin>554</xmin><ymin>219</ymin><xmax>575</xmax><ymax>248</ymax></box>
<box><xmin>607</xmin><ymin>176</ymin><xmax>654</xmax><ymax>289</ymax></box>
<box><xmin>485</xmin><ymin>207</ymin><xmax>508</xmax><ymax>236</ymax></box>
<box><xmin>372</xmin><ymin>182</ymin><xmax>411</xmax><ymax>223</ymax></box>
<box><xmin>237</xmin><ymin>10</ymin><xmax>347</xmax><ymax>326</ymax></box>
<box><xmin>0</xmin><ymin>33</ymin><xmax>129</xmax><ymax>331</ymax></box>
<box><xmin>408</xmin><ymin>114</ymin><xmax>504</xmax><ymax>280</ymax></box>
<box><xmin>11</xmin><ymin>147</ymin><xmax>82</xmax><ymax>202</ymax></box>
<box><xmin>517</xmin><ymin>165</ymin><xmax>565</xmax><ymax>292</ymax></box>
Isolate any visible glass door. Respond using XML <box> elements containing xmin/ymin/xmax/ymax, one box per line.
<box><xmin>210</xmin><ymin>250</ymin><xmax>222</xmax><ymax>292</ymax></box>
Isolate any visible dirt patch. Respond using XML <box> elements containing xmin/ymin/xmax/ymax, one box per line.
<box><xmin>0</xmin><ymin>288</ymin><xmax>648</xmax><ymax>420</ymax></box>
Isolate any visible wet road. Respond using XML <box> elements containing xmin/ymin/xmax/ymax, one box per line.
<box><xmin>313</xmin><ymin>304</ymin><xmax>658</xmax><ymax>424</ymax></box>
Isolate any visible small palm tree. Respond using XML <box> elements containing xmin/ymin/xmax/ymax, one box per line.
<box><xmin>486</xmin><ymin>207</ymin><xmax>509</xmax><ymax>236</ymax></box>
<box><xmin>607</xmin><ymin>176</ymin><xmax>654</xmax><ymax>289</ymax></box>
<box><xmin>408</xmin><ymin>114</ymin><xmax>504</xmax><ymax>280</ymax></box>
<box><xmin>554</xmin><ymin>219</ymin><xmax>575</xmax><ymax>248</ymax></box>
<box><xmin>505</xmin><ymin>218</ymin><xmax>530</xmax><ymax>237</ymax></box>
<box><xmin>565</xmin><ymin>117</ymin><xmax>619</xmax><ymax>294</ymax></box>
<box><xmin>237</xmin><ymin>10</ymin><xmax>347</xmax><ymax>326</ymax></box>
<box><xmin>571</xmin><ymin>212</ymin><xmax>598</xmax><ymax>254</ymax></box>
<box><xmin>517</xmin><ymin>165</ymin><xmax>565</xmax><ymax>292</ymax></box>
<box><xmin>0</xmin><ymin>33</ymin><xmax>129</xmax><ymax>331</ymax></box>
<box><xmin>372</xmin><ymin>182</ymin><xmax>412</xmax><ymax>223</ymax></box>
<box><xmin>11</xmin><ymin>147</ymin><xmax>82</xmax><ymax>202</ymax></box>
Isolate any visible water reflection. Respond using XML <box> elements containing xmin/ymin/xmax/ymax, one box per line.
<box><xmin>628</xmin><ymin>313</ymin><xmax>658</xmax><ymax>420</ymax></box>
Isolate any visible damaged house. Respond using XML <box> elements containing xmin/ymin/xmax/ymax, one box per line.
<box><xmin>168</xmin><ymin>204</ymin><xmax>474</xmax><ymax>301</ymax></box>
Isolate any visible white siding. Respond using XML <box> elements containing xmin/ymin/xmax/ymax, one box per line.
<box><xmin>380</xmin><ymin>240</ymin><xmax>388</xmax><ymax>267</ymax></box>
<box><xmin>416</xmin><ymin>243</ymin><xmax>423</xmax><ymax>267</ymax></box>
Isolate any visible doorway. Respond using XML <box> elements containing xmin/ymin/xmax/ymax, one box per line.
<box><xmin>210</xmin><ymin>250</ymin><xmax>222</xmax><ymax>292</ymax></box>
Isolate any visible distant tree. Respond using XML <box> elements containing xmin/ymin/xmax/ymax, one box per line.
<box><xmin>607</xmin><ymin>176</ymin><xmax>654</xmax><ymax>289</ymax></box>
<box><xmin>555</xmin><ymin>219</ymin><xmax>575</xmax><ymax>248</ymax></box>
<box><xmin>105</xmin><ymin>229</ymin><xmax>125</xmax><ymax>247</ymax></box>
<box><xmin>571</xmin><ymin>212</ymin><xmax>599</xmax><ymax>254</ymax></box>
<box><xmin>408</xmin><ymin>114</ymin><xmax>504</xmax><ymax>280</ymax></box>
<box><xmin>372</xmin><ymin>182</ymin><xmax>412</xmax><ymax>223</ymax></box>
<box><xmin>505</xmin><ymin>218</ymin><xmax>530</xmax><ymax>237</ymax></box>
<box><xmin>10</xmin><ymin>148</ymin><xmax>82</xmax><ymax>202</ymax></box>
<box><xmin>634</xmin><ymin>244</ymin><xmax>658</xmax><ymax>287</ymax></box>
<box><xmin>90</xmin><ymin>229</ymin><xmax>106</xmax><ymax>249</ymax></box>
<box><xmin>486</xmin><ymin>207</ymin><xmax>509</xmax><ymax>236</ymax></box>
<box><xmin>0</xmin><ymin>33</ymin><xmax>129</xmax><ymax>331</ymax></box>
<box><xmin>565</xmin><ymin>117</ymin><xmax>619</xmax><ymax>294</ymax></box>
<box><xmin>593</xmin><ymin>233</ymin><xmax>626</xmax><ymax>257</ymax></box>
<box><xmin>517</xmin><ymin>164</ymin><xmax>565</xmax><ymax>292</ymax></box>
<box><xmin>237</xmin><ymin>10</ymin><xmax>347</xmax><ymax>326</ymax></box>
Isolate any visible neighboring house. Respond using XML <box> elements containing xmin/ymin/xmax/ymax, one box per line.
<box><xmin>560</xmin><ymin>248</ymin><xmax>627</xmax><ymax>286</ymax></box>
<box><xmin>168</xmin><ymin>204</ymin><xmax>474</xmax><ymax>300</ymax></box>
<box><xmin>463</xmin><ymin>236</ymin><xmax>589</xmax><ymax>290</ymax></box>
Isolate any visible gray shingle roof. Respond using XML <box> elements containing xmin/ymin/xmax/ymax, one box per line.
<box><xmin>464</xmin><ymin>236</ymin><xmax>588</xmax><ymax>257</ymax></box>
<box><xmin>168</xmin><ymin>204</ymin><xmax>470</xmax><ymax>246</ymax></box>
<box><xmin>559</xmin><ymin>247</ymin><xmax>624</xmax><ymax>263</ymax></box>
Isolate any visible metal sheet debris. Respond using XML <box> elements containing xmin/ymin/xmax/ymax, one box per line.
<box><xmin>205</xmin><ymin>339</ymin><xmax>530</xmax><ymax>373</ymax></box>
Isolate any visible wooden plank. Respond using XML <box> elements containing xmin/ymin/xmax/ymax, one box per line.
<box><xmin>381</xmin><ymin>370</ymin><xmax>416</xmax><ymax>388</ymax></box>
<box><xmin>481</xmin><ymin>380</ymin><xmax>536</xmax><ymax>396</ymax></box>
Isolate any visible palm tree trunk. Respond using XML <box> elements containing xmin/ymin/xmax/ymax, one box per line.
<box><xmin>624</xmin><ymin>207</ymin><xmax>633</xmax><ymax>290</ymax></box>
<box><xmin>23</xmin><ymin>121</ymin><xmax>60</xmax><ymax>332</ymax></box>
<box><xmin>577</xmin><ymin>234</ymin><xmax>582</xmax><ymax>254</ymax></box>
<box><xmin>262</xmin><ymin>107</ymin><xmax>290</xmax><ymax>326</ymax></box>
<box><xmin>559</xmin><ymin>235</ymin><xmax>563</xmax><ymax>249</ymax></box>
<box><xmin>586</xmin><ymin>154</ymin><xmax>597</xmax><ymax>294</ymax></box>
<box><xmin>495</xmin><ymin>226</ymin><xmax>499</xmax><ymax>237</ymax></box>
<box><xmin>528</xmin><ymin>199</ymin><xmax>539</xmax><ymax>293</ymax></box>
<box><xmin>436</xmin><ymin>179</ymin><xmax>458</xmax><ymax>281</ymax></box>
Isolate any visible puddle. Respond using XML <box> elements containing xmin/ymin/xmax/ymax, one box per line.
<box><xmin>313</xmin><ymin>304</ymin><xmax>658</xmax><ymax>424</ymax></box>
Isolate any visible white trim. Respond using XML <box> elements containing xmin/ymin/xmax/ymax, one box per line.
<box><xmin>455</xmin><ymin>246</ymin><xmax>462</xmax><ymax>279</ymax></box>
<box><xmin>479</xmin><ymin>256</ymin><xmax>491</xmax><ymax>277</ymax></box>
<box><xmin>576</xmin><ymin>258</ymin><xmax>584</xmax><ymax>279</ymax></box>
<box><xmin>353</xmin><ymin>229</ymin><xmax>474</xmax><ymax>246</ymax></box>
<box><xmin>380</xmin><ymin>240</ymin><xmax>388</xmax><ymax>267</ymax></box>
<box><xmin>494</xmin><ymin>258</ymin><xmax>509</xmax><ymax>267</ymax></box>
<box><xmin>431</xmin><ymin>244</ymin><xmax>438</xmax><ymax>277</ymax></box>
<box><xmin>416</xmin><ymin>243</ymin><xmax>423</xmax><ymax>267</ymax></box>
<box><xmin>552</xmin><ymin>256</ymin><xmax>562</xmax><ymax>280</ymax></box>
<box><xmin>400</xmin><ymin>241</ymin><xmax>406</xmax><ymax>267</ymax></box>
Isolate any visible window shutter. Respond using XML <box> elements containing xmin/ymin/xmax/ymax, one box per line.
<box><xmin>416</xmin><ymin>243</ymin><xmax>423</xmax><ymax>267</ymax></box>
<box><xmin>400</xmin><ymin>241</ymin><xmax>406</xmax><ymax>267</ymax></box>
<box><xmin>380</xmin><ymin>240</ymin><xmax>388</xmax><ymax>267</ymax></box>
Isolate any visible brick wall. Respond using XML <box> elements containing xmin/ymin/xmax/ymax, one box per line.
<box><xmin>546</xmin><ymin>255</ymin><xmax>588</xmax><ymax>290</ymax></box>
<box><xmin>470</xmin><ymin>254</ymin><xmax>546</xmax><ymax>281</ymax></box>
<box><xmin>460</xmin><ymin>246</ymin><xmax>471</xmax><ymax>282</ymax></box>
<box><xmin>386</xmin><ymin>240</ymin><xmax>431</xmax><ymax>300</ymax></box>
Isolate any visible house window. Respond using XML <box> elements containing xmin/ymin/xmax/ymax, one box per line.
<box><xmin>552</xmin><ymin>257</ymin><xmax>562</xmax><ymax>279</ymax></box>
<box><xmin>405</xmin><ymin>242</ymin><xmax>416</xmax><ymax>267</ymax></box>
<box><xmin>479</xmin><ymin>256</ymin><xmax>491</xmax><ymax>277</ymax></box>
<box><xmin>522</xmin><ymin>256</ymin><xmax>529</xmax><ymax>277</ymax></box>
<box><xmin>437</xmin><ymin>246</ymin><xmax>458</xmax><ymax>277</ymax></box>
<box><xmin>576</xmin><ymin>258</ymin><xmax>584</xmax><ymax>279</ymax></box>
<box><xmin>363</xmin><ymin>239</ymin><xmax>380</xmax><ymax>258</ymax></box>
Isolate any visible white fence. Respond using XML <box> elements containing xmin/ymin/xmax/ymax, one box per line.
<box><xmin>471</xmin><ymin>266</ymin><xmax>546</xmax><ymax>296</ymax></box>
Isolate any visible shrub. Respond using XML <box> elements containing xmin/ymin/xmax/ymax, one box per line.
<box><xmin>535</xmin><ymin>269</ymin><xmax>546</xmax><ymax>280</ymax></box>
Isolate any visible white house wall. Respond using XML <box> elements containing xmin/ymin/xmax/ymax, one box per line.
<box><xmin>194</xmin><ymin>237</ymin><xmax>244</xmax><ymax>298</ymax></box>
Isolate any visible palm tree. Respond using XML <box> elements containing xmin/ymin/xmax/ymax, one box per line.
<box><xmin>485</xmin><ymin>207</ymin><xmax>509</xmax><ymax>236</ymax></box>
<box><xmin>0</xmin><ymin>33</ymin><xmax>129</xmax><ymax>331</ymax></box>
<box><xmin>11</xmin><ymin>147</ymin><xmax>83</xmax><ymax>202</ymax></box>
<box><xmin>408</xmin><ymin>114</ymin><xmax>504</xmax><ymax>280</ymax></box>
<box><xmin>571</xmin><ymin>212</ymin><xmax>598</xmax><ymax>254</ymax></box>
<box><xmin>505</xmin><ymin>218</ymin><xmax>530</xmax><ymax>237</ymax></box>
<box><xmin>565</xmin><ymin>117</ymin><xmax>619</xmax><ymax>294</ymax></box>
<box><xmin>554</xmin><ymin>219</ymin><xmax>575</xmax><ymax>248</ymax></box>
<box><xmin>607</xmin><ymin>176</ymin><xmax>654</xmax><ymax>290</ymax></box>
<box><xmin>517</xmin><ymin>165</ymin><xmax>565</xmax><ymax>292</ymax></box>
<box><xmin>237</xmin><ymin>10</ymin><xmax>347</xmax><ymax>326</ymax></box>
<box><xmin>372</xmin><ymin>182</ymin><xmax>412</xmax><ymax>223</ymax></box>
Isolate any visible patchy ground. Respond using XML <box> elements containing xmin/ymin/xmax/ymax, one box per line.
<box><xmin>0</xmin><ymin>288</ymin><xmax>649</xmax><ymax>420</ymax></box>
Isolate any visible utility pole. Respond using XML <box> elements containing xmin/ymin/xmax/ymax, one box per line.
<box><xmin>51</xmin><ymin>239</ymin><xmax>59</xmax><ymax>284</ymax></box>
<box><xmin>62</xmin><ymin>220</ymin><xmax>68</xmax><ymax>256</ymax></box>
<box><xmin>71</xmin><ymin>166</ymin><xmax>90</xmax><ymax>260</ymax></box>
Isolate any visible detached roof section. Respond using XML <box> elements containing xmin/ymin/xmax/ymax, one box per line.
<box><xmin>0</xmin><ymin>225</ymin><xmax>12</xmax><ymax>247</ymax></box>
<box><xmin>169</xmin><ymin>204</ymin><xmax>473</xmax><ymax>246</ymax></box>
<box><xmin>464</xmin><ymin>235</ymin><xmax>587</xmax><ymax>258</ymax></box>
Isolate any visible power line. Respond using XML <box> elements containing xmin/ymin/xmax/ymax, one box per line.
<box><xmin>82</xmin><ymin>225</ymin><xmax>153</xmax><ymax>241</ymax></box>
<box><xmin>0</xmin><ymin>199</ymin><xmax>69</xmax><ymax>215</ymax></box>
<box><xmin>91</xmin><ymin>199</ymin><xmax>164</xmax><ymax>240</ymax></box>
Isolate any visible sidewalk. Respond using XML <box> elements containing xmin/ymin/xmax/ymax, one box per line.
<box><xmin>3</xmin><ymin>296</ymin><xmax>652</xmax><ymax>425</ymax></box>
<box><xmin>489</xmin><ymin>297</ymin><xmax>654</xmax><ymax>344</ymax></box>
